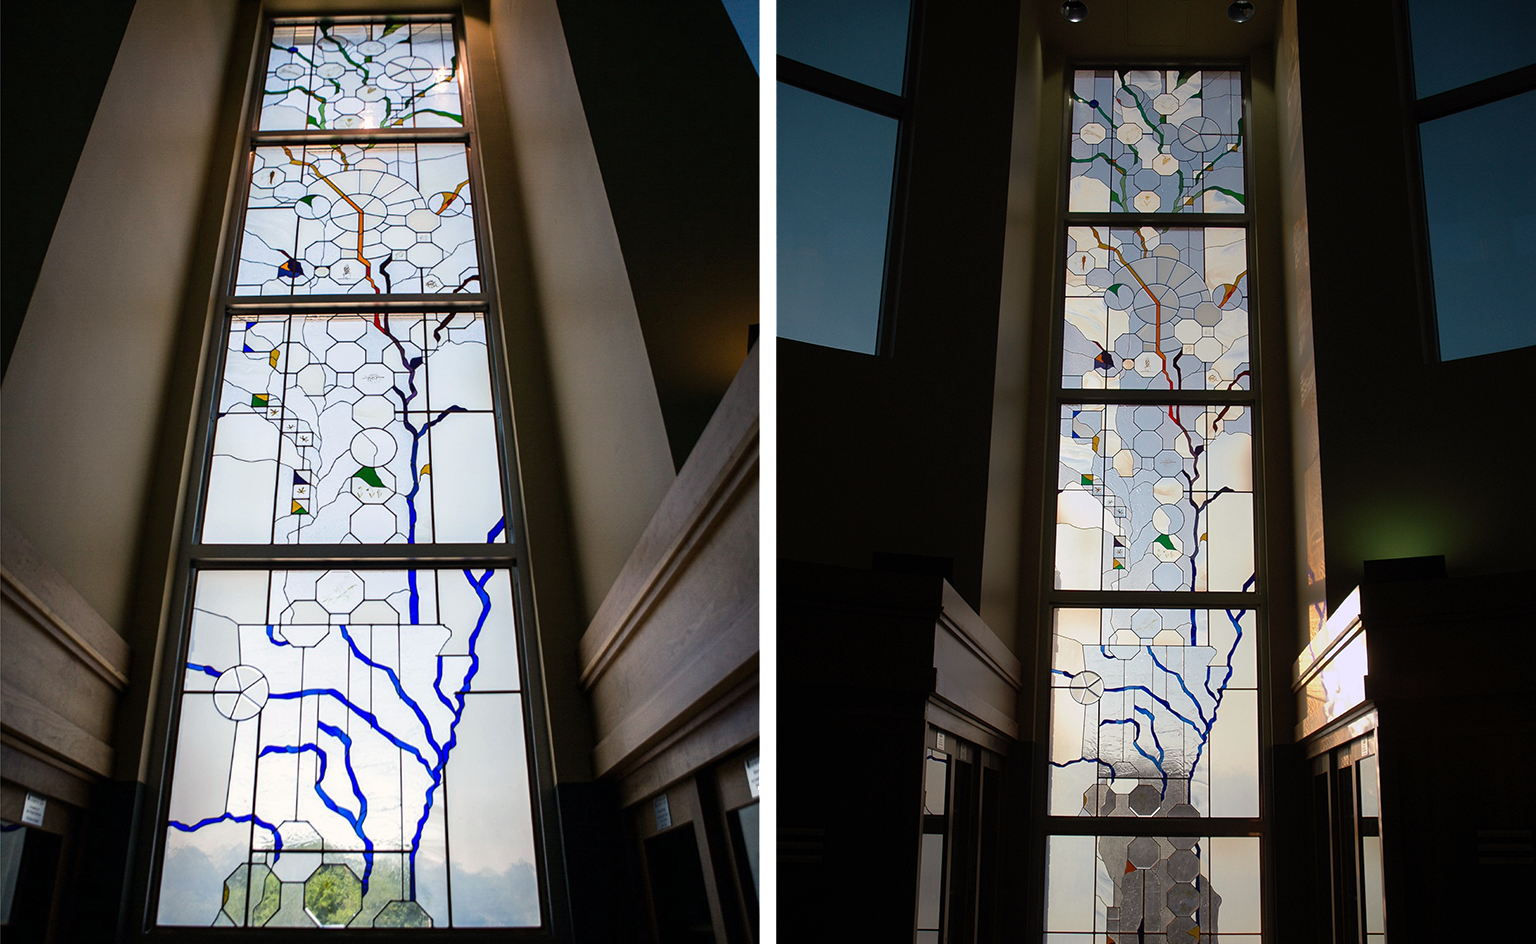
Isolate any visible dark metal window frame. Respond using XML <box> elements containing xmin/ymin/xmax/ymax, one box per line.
<box><xmin>131</xmin><ymin>11</ymin><xmax>565</xmax><ymax>939</ymax></box>
<box><xmin>1031</xmin><ymin>59</ymin><xmax>1273</xmax><ymax>938</ymax></box>
<box><xmin>1395</xmin><ymin>0</ymin><xmax>1536</xmax><ymax>361</ymax></box>
<box><xmin>775</xmin><ymin>0</ymin><xmax>924</xmax><ymax>356</ymax></box>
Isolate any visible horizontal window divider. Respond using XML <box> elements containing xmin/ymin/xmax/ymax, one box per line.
<box><xmin>1063</xmin><ymin>212</ymin><xmax>1251</xmax><ymax>227</ymax></box>
<box><xmin>777</xmin><ymin>55</ymin><xmax>904</xmax><ymax>119</ymax></box>
<box><xmin>225</xmin><ymin>295</ymin><xmax>487</xmax><ymax>313</ymax></box>
<box><xmin>1046</xmin><ymin>816</ymin><xmax>1263</xmax><ymax>838</ymax></box>
<box><xmin>249</xmin><ymin>128</ymin><xmax>471</xmax><ymax>145</ymax></box>
<box><xmin>1054</xmin><ymin>388</ymin><xmax>1254</xmax><ymax>406</ymax></box>
<box><xmin>1048</xmin><ymin>590</ymin><xmax>1261</xmax><ymax>610</ymax></box>
<box><xmin>1416</xmin><ymin>62</ymin><xmax>1536</xmax><ymax>123</ymax></box>
<box><xmin>1069</xmin><ymin>59</ymin><xmax>1249</xmax><ymax>72</ymax></box>
<box><xmin>272</xmin><ymin>13</ymin><xmax>453</xmax><ymax>25</ymax></box>
<box><xmin>190</xmin><ymin>543</ymin><xmax>519</xmax><ymax>568</ymax></box>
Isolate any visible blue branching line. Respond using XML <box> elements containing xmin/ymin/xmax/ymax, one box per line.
<box><xmin>338</xmin><ymin>625</ymin><xmax>443</xmax><ymax>759</ymax></box>
<box><xmin>405</xmin><ymin>565</ymin><xmax>492</xmax><ymax>900</ymax></box>
<box><xmin>1104</xmin><ymin>685</ymin><xmax>1202</xmax><ymax>733</ymax></box>
<box><xmin>264</xmin><ymin>624</ymin><xmax>290</xmax><ymax>647</ymax></box>
<box><xmin>186</xmin><ymin>662</ymin><xmax>221</xmax><ymax>678</ymax></box>
<box><xmin>1147</xmin><ymin>646</ymin><xmax>1209</xmax><ymax>727</ymax></box>
<box><xmin>267</xmin><ymin>688</ymin><xmax>434</xmax><ymax>773</ymax></box>
<box><xmin>169</xmin><ymin>813</ymin><xmax>284</xmax><ymax>859</ymax></box>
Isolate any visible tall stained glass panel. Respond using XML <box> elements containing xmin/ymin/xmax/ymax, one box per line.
<box><xmin>237</xmin><ymin>143</ymin><xmax>478</xmax><ymax>296</ymax></box>
<box><xmin>157</xmin><ymin>15</ymin><xmax>544</xmax><ymax>930</ymax></box>
<box><xmin>1068</xmin><ymin>70</ymin><xmax>1244</xmax><ymax>214</ymax></box>
<box><xmin>1045</xmin><ymin>65</ymin><xmax>1261</xmax><ymax>938</ymax></box>
<box><xmin>262</xmin><ymin>21</ymin><xmax>462</xmax><ymax>131</ymax></box>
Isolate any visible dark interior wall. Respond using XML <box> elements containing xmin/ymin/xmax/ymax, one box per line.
<box><xmin>777</xmin><ymin>0</ymin><xmax>1022</xmax><ymax>610</ymax></box>
<box><xmin>554</xmin><ymin>0</ymin><xmax>759</xmax><ymax>470</ymax></box>
<box><xmin>1294</xmin><ymin>0</ymin><xmax>1534</xmax><ymax>610</ymax></box>
<box><xmin>0</xmin><ymin>0</ymin><xmax>138</xmax><ymax>377</ymax></box>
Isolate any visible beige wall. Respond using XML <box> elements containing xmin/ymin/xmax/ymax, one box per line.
<box><xmin>980</xmin><ymin>4</ymin><xmax>1044</xmax><ymax>654</ymax></box>
<box><xmin>1275</xmin><ymin>0</ymin><xmax>1328</xmax><ymax>645</ymax></box>
<box><xmin>1</xmin><ymin>0</ymin><xmax>239</xmax><ymax>631</ymax></box>
<box><xmin>488</xmin><ymin>0</ymin><xmax>676</xmax><ymax>625</ymax></box>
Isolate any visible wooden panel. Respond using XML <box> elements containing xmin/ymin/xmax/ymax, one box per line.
<box><xmin>0</xmin><ymin>518</ymin><xmax>127</xmax><ymax>807</ymax></box>
<box><xmin>580</xmin><ymin>350</ymin><xmax>759</xmax><ymax>782</ymax></box>
<box><xmin>0</xmin><ymin>687</ymin><xmax>113</xmax><ymax>779</ymax></box>
<box><xmin>618</xmin><ymin>680</ymin><xmax>758</xmax><ymax>809</ymax></box>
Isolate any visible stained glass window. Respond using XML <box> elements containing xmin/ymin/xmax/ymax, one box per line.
<box><xmin>1049</xmin><ymin>609</ymin><xmax>1257</xmax><ymax>818</ymax></box>
<box><xmin>1045</xmin><ymin>835</ymin><xmax>1262</xmax><ymax>939</ymax></box>
<box><xmin>156</xmin><ymin>14</ymin><xmax>543</xmax><ymax>930</ymax></box>
<box><xmin>262</xmin><ymin>21</ymin><xmax>462</xmax><ymax>131</ymax></box>
<box><xmin>1069</xmin><ymin>70</ymin><xmax>1244</xmax><ymax>214</ymax></box>
<box><xmin>1046</xmin><ymin>65</ymin><xmax>1262</xmax><ymax>937</ymax></box>
<box><xmin>237</xmin><ymin>143</ymin><xmax>478</xmax><ymax>296</ymax></box>
<box><xmin>203</xmin><ymin>312</ymin><xmax>504</xmax><ymax>545</ymax></box>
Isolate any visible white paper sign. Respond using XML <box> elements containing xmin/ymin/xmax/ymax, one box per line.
<box><xmin>745</xmin><ymin>755</ymin><xmax>760</xmax><ymax>798</ymax></box>
<box><xmin>21</xmin><ymin>792</ymin><xmax>46</xmax><ymax>827</ymax></box>
<box><xmin>653</xmin><ymin>794</ymin><xmax>672</xmax><ymax>831</ymax></box>
<box><xmin>936</xmin><ymin>732</ymin><xmax>945</xmax><ymax>751</ymax></box>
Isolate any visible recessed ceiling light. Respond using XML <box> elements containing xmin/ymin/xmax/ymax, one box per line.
<box><xmin>1228</xmin><ymin>1</ymin><xmax>1256</xmax><ymax>23</ymax></box>
<box><xmin>1061</xmin><ymin>1</ymin><xmax>1089</xmax><ymax>24</ymax></box>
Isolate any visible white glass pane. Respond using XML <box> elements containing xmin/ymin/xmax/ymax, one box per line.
<box><xmin>446</xmin><ymin>694</ymin><xmax>541</xmax><ymax>926</ymax></box>
<box><xmin>1362</xmin><ymin>835</ymin><xmax>1385</xmax><ymax>934</ymax></box>
<box><xmin>1044</xmin><ymin>835</ymin><xmax>1097</xmax><ymax>931</ymax></box>
<box><xmin>1358</xmin><ymin>753</ymin><xmax>1380</xmax><ymax>818</ymax></box>
<box><xmin>1208</xmin><ymin>836</ymin><xmax>1262</xmax><ymax>932</ymax></box>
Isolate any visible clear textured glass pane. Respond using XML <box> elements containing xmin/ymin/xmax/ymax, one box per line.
<box><xmin>262</xmin><ymin>21</ymin><xmax>462</xmax><ymax>131</ymax></box>
<box><xmin>1358</xmin><ymin>753</ymin><xmax>1379</xmax><ymax>818</ymax></box>
<box><xmin>734</xmin><ymin>803</ymin><xmax>760</xmax><ymax>895</ymax></box>
<box><xmin>159</xmin><ymin>568</ymin><xmax>533</xmax><ymax>928</ymax></box>
<box><xmin>1362</xmin><ymin>835</ymin><xmax>1385</xmax><ymax>934</ymax></box>
<box><xmin>916</xmin><ymin>833</ymin><xmax>944</xmax><ymax>930</ymax></box>
<box><xmin>446</xmin><ymin>695</ymin><xmax>541</xmax><ymax>926</ymax></box>
<box><xmin>1056</xmin><ymin>403</ymin><xmax>1255</xmax><ymax>592</ymax></box>
<box><xmin>778</xmin><ymin>84</ymin><xmax>898</xmax><ymax>354</ymax></box>
<box><xmin>202</xmin><ymin>312</ymin><xmax>505</xmax><ymax>545</ymax></box>
<box><xmin>1069</xmin><ymin>70</ymin><xmax>1244</xmax><ymax>213</ymax></box>
<box><xmin>237</xmin><ymin>143</ymin><xmax>479</xmax><ymax>296</ymax></box>
<box><xmin>1049</xmin><ymin>609</ymin><xmax>1258</xmax><ymax>818</ymax></box>
<box><xmin>1420</xmin><ymin>90</ymin><xmax>1536</xmax><ymax>359</ymax></box>
<box><xmin>1046</xmin><ymin>834</ymin><xmax>1261</xmax><ymax>936</ymax></box>
<box><xmin>924</xmin><ymin>751</ymin><xmax>948</xmax><ymax>815</ymax></box>
<box><xmin>779</xmin><ymin>0</ymin><xmax>911</xmax><ymax>94</ymax></box>
<box><xmin>1408</xmin><ymin>0</ymin><xmax>1536</xmax><ymax>98</ymax></box>
<box><xmin>1064</xmin><ymin>226</ymin><xmax>1249</xmax><ymax>391</ymax></box>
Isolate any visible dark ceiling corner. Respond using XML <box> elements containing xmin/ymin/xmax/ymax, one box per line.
<box><xmin>553</xmin><ymin>0</ymin><xmax>759</xmax><ymax>471</ymax></box>
<box><xmin>1</xmin><ymin>0</ymin><xmax>139</xmax><ymax>379</ymax></box>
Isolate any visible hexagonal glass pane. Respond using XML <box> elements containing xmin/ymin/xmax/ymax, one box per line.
<box><xmin>201</xmin><ymin>312</ymin><xmax>505</xmax><ymax>545</ymax></box>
